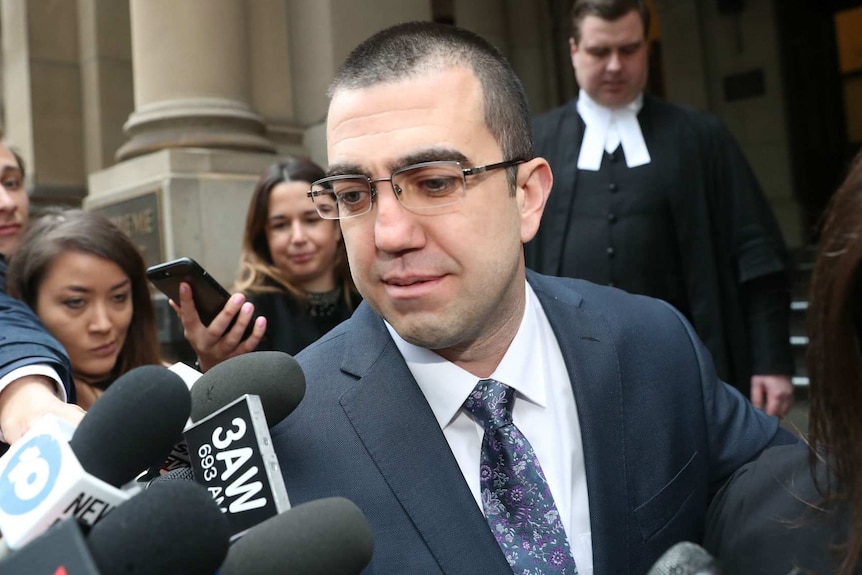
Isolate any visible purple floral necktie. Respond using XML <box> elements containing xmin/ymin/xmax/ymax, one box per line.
<box><xmin>463</xmin><ymin>379</ymin><xmax>578</xmax><ymax>574</ymax></box>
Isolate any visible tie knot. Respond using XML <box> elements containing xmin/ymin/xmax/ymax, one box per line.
<box><xmin>463</xmin><ymin>379</ymin><xmax>514</xmax><ymax>430</ymax></box>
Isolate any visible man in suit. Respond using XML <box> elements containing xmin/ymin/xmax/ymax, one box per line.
<box><xmin>526</xmin><ymin>0</ymin><xmax>795</xmax><ymax>417</ymax></box>
<box><xmin>270</xmin><ymin>21</ymin><xmax>793</xmax><ymax>574</ymax></box>
<box><xmin>0</xmin><ymin>140</ymin><xmax>81</xmax><ymax>444</ymax></box>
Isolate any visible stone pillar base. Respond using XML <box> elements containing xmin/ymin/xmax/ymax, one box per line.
<box><xmin>116</xmin><ymin>98</ymin><xmax>276</xmax><ymax>161</ymax></box>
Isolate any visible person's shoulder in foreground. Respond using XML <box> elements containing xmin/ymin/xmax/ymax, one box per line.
<box><xmin>705</xmin><ymin>442</ymin><xmax>850</xmax><ymax>575</ymax></box>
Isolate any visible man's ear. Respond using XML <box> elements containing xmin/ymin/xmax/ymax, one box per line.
<box><xmin>516</xmin><ymin>158</ymin><xmax>553</xmax><ymax>244</ymax></box>
<box><xmin>569</xmin><ymin>37</ymin><xmax>579</xmax><ymax>65</ymax></box>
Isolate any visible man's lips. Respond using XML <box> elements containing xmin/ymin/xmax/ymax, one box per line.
<box><xmin>382</xmin><ymin>274</ymin><xmax>441</xmax><ymax>287</ymax></box>
<box><xmin>381</xmin><ymin>274</ymin><xmax>445</xmax><ymax>298</ymax></box>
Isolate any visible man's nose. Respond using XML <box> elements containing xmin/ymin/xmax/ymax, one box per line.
<box><xmin>372</xmin><ymin>180</ymin><xmax>424</xmax><ymax>254</ymax></box>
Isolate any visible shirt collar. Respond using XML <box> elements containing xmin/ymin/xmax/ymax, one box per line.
<box><xmin>386</xmin><ymin>281</ymin><xmax>547</xmax><ymax>430</ymax></box>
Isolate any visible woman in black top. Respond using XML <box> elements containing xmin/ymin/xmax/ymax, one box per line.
<box><xmin>180</xmin><ymin>157</ymin><xmax>360</xmax><ymax>371</ymax></box>
<box><xmin>233</xmin><ymin>157</ymin><xmax>359</xmax><ymax>355</ymax></box>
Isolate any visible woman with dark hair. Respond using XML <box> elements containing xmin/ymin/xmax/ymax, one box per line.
<box><xmin>179</xmin><ymin>157</ymin><xmax>359</xmax><ymax>371</ymax></box>
<box><xmin>704</xmin><ymin>150</ymin><xmax>862</xmax><ymax>574</ymax></box>
<box><xmin>7</xmin><ymin>208</ymin><xmax>161</xmax><ymax>409</ymax></box>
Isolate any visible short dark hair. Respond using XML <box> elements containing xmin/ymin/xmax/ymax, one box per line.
<box><xmin>233</xmin><ymin>157</ymin><xmax>355</xmax><ymax>304</ymax></box>
<box><xmin>570</xmin><ymin>0</ymin><xmax>650</xmax><ymax>44</ymax></box>
<box><xmin>328</xmin><ymin>21</ymin><xmax>531</xmax><ymax>192</ymax></box>
<box><xmin>7</xmin><ymin>208</ymin><xmax>162</xmax><ymax>387</ymax></box>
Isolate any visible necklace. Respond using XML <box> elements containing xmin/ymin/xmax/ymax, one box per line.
<box><xmin>306</xmin><ymin>287</ymin><xmax>341</xmax><ymax>317</ymax></box>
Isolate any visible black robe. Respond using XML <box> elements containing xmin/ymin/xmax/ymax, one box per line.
<box><xmin>527</xmin><ymin>94</ymin><xmax>794</xmax><ymax>393</ymax></box>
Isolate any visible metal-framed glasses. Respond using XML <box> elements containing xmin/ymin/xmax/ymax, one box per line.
<box><xmin>306</xmin><ymin>159</ymin><xmax>525</xmax><ymax>220</ymax></box>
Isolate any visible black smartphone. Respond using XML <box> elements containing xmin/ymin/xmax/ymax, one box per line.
<box><xmin>146</xmin><ymin>257</ymin><xmax>235</xmax><ymax>327</ymax></box>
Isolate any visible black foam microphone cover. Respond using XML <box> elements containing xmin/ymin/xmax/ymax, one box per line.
<box><xmin>147</xmin><ymin>465</ymin><xmax>195</xmax><ymax>487</ymax></box>
<box><xmin>87</xmin><ymin>480</ymin><xmax>230</xmax><ymax>575</ymax></box>
<box><xmin>69</xmin><ymin>364</ymin><xmax>191</xmax><ymax>487</ymax></box>
<box><xmin>219</xmin><ymin>497</ymin><xmax>374</xmax><ymax>575</ymax></box>
<box><xmin>190</xmin><ymin>351</ymin><xmax>305</xmax><ymax>426</ymax></box>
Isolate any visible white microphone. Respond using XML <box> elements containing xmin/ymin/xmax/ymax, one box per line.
<box><xmin>0</xmin><ymin>415</ymin><xmax>128</xmax><ymax>550</ymax></box>
<box><xmin>0</xmin><ymin>365</ymin><xmax>191</xmax><ymax>549</ymax></box>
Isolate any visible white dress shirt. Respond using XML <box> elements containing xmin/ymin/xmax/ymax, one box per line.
<box><xmin>386</xmin><ymin>282</ymin><xmax>594</xmax><ymax>573</ymax></box>
<box><xmin>576</xmin><ymin>89</ymin><xmax>651</xmax><ymax>171</ymax></box>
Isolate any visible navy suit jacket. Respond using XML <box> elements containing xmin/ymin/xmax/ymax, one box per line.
<box><xmin>0</xmin><ymin>257</ymin><xmax>73</xmax><ymax>404</ymax></box>
<box><xmin>271</xmin><ymin>271</ymin><xmax>790</xmax><ymax>574</ymax></box>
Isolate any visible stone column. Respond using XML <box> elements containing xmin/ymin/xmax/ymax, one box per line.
<box><xmin>2</xmin><ymin>0</ymin><xmax>87</xmax><ymax>205</ymax></box>
<box><xmin>116</xmin><ymin>0</ymin><xmax>274</xmax><ymax>161</ymax></box>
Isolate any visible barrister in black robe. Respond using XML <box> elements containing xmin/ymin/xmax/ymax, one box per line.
<box><xmin>528</xmin><ymin>93</ymin><xmax>795</xmax><ymax>398</ymax></box>
<box><xmin>526</xmin><ymin>2</ymin><xmax>794</xmax><ymax>407</ymax></box>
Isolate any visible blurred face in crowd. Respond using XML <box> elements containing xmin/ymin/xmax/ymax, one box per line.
<box><xmin>326</xmin><ymin>64</ymin><xmax>550</xmax><ymax>371</ymax></box>
<box><xmin>0</xmin><ymin>143</ymin><xmax>28</xmax><ymax>259</ymax></box>
<box><xmin>35</xmin><ymin>251</ymin><xmax>133</xmax><ymax>385</ymax></box>
<box><xmin>266</xmin><ymin>181</ymin><xmax>342</xmax><ymax>293</ymax></box>
<box><xmin>570</xmin><ymin>9</ymin><xmax>649</xmax><ymax>108</ymax></box>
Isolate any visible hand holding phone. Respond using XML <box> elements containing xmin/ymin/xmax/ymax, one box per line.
<box><xmin>146</xmin><ymin>257</ymin><xmax>232</xmax><ymax>326</ymax></box>
<box><xmin>146</xmin><ymin>258</ymin><xmax>266</xmax><ymax>371</ymax></box>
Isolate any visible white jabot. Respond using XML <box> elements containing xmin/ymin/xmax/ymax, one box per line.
<box><xmin>576</xmin><ymin>89</ymin><xmax>651</xmax><ymax>171</ymax></box>
<box><xmin>385</xmin><ymin>283</ymin><xmax>594</xmax><ymax>574</ymax></box>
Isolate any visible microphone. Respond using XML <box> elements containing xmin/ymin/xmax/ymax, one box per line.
<box><xmin>88</xmin><ymin>480</ymin><xmax>229</xmax><ymax>575</ymax></box>
<box><xmin>71</xmin><ymin>364</ymin><xmax>192</xmax><ymax>487</ymax></box>
<box><xmin>182</xmin><ymin>351</ymin><xmax>305</xmax><ymax>537</ymax></box>
<box><xmin>0</xmin><ymin>365</ymin><xmax>191</xmax><ymax>549</ymax></box>
<box><xmin>646</xmin><ymin>542</ymin><xmax>724</xmax><ymax>575</ymax></box>
<box><xmin>151</xmin><ymin>351</ymin><xmax>305</xmax><ymax>477</ymax></box>
<box><xmin>0</xmin><ymin>480</ymin><xmax>230</xmax><ymax>575</ymax></box>
<box><xmin>219</xmin><ymin>497</ymin><xmax>374</xmax><ymax>575</ymax></box>
<box><xmin>189</xmin><ymin>350</ymin><xmax>305</xmax><ymax>426</ymax></box>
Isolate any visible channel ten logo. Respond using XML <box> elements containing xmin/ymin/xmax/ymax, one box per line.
<box><xmin>0</xmin><ymin>433</ymin><xmax>64</xmax><ymax>516</ymax></box>
<box><xmin>0</xmin><ymin>415</ymin><xmax>129</xmax><ymax>550</ymax></box>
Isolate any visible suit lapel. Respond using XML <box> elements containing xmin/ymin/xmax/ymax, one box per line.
<box><xmin>539</xmin><ymin>99</ymin><xmax>584</xmax><ymax>275</ymax></box>
<box><xmin>530</xmin><ymin>274</ymin><xmax>629</xmax><ymax>574</ymax></box>
<box><xmin>337</xmin><ymin>306</ymin><xmax>511</xmax><ymax>575</ymax></box>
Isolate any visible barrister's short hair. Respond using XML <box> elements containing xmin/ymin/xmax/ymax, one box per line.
<box><xmin>328</xmin><ymin>21</ymin><xmax>531</xmax><ymax>192</ymax></box>
<box><xmin>569</xmin><ymin>0</ymin><xmax>650</xmax><ymax>44</ymax></box>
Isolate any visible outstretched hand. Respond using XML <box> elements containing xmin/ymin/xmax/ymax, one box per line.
<box><xmin>0</xmin><ymin>376</ymin><xmax>86</xmax><ymax>444</ymax></box>
<box><xmin>170</xmin><ymin>281</ymin><xmax>267</xmax><ymax>372</ymax></box>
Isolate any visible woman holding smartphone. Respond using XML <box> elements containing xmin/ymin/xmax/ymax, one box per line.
<box><xmin>176</xmin><ymin>157</ymin><xmax>360</xmax><ymax>371</ymax></box>
<box><xmin>7</xmin><ymin>208</ymin><xmax>162</xmax><ymax>409</ymax></box>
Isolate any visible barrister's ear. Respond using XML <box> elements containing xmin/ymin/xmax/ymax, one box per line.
<box><xmin>516</xmin><ymin>158</ymin><xmax>553</xmax><ymax>244</ymax></box>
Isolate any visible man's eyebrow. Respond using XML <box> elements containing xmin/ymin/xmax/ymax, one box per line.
<box><xmin>325</xmin><ymin>149</ymin><xmax>471</xmax><ymax>178</ymax></box>
<box><xmin>325</xmin><ymin>163</ymin><xmax>365</xmax><ymax>178</ymax></box>
<box><xmin>395</xmin><ymin>149</ymin><xmax>469</xmax><ymax>170</ymax></box>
